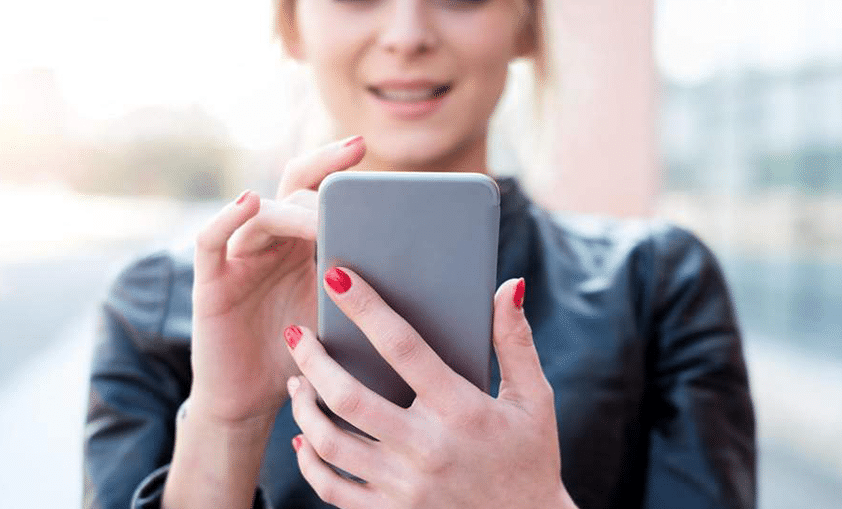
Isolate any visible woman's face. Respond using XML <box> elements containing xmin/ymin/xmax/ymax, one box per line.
<box><xmin>292</xmin><ymin>0</ymin><xmax>531</xmax><ymax>172</ymax></box>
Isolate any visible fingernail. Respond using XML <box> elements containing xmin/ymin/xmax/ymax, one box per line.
<box><xmin>284</xmin><ymin>325</ymin><xmax>303</xmax><ymax>349</ymax></box>
<box><xmin>292</xmin><ymin>435</ymin><xmax>303</xmax><ymax>453</ymax></box>
<box><xmin>342</xmin><ymin>135</ymin><xmax>364</xmax><ymax>148</ymax></box>
<box><xmin>235</xmin><ymin>189</ymin><xmax>251</xmax><ymax>205</ymax></box>
<box><xmin>287</xmin><ymin>376</ymin><xmax>300</xmax><ymax>397</ymax></box>
<box><xmin>513</xmin><ymin>278</ymin><xmax>525</xmax><ymax>309</ymax></box>
<box><xmin>325</xmin><ymin>267</ymin><xmax>352</xmax><ymax>294</ymax></box>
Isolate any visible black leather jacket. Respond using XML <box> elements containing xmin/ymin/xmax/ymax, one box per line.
<box><xmin>83</xmin><ymin>177</ymin><xmax>756</xmax><ymax>509</ymax></box>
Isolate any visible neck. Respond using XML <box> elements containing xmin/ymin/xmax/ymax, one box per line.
<box><xmin>349</xmin><ymin>131</ymin><xmax>490</xmax><ymax>175</ymax></box>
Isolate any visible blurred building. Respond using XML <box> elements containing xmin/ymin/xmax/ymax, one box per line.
<box><xmin>658</xmin><ymin>62</ymin><xmax>842</xmax><ymax>360</ymax></box>
<box><xmin>74</xmin><ymin>104</ymin><xmax>243</xmax><ymax>199</ymax></box>
<box><xmin>662</xmin><ymin>63</ymin><xmax>842</xmax><ymax>194</ymax></box>
<box><xmin>97</xmin><ymin>103</ymin><xmax>232</xmax><ymax>145</ymax></box>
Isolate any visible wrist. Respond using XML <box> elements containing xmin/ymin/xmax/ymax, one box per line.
<box><xmin>163</xmin><ymin>398</ymin><xmax>277</xmax><ymax>509</ymax></box>
<box><xmin>183</xmin><ymin>385</ymin><xmax>285</xmax><ymax>435</ymax></box>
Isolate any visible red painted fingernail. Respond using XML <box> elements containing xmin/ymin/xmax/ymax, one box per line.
<box><xmin>325</xmin><ymin>267</ymin><xmax>352</xmax><ymax>294</ymax></box>
<box><xmin>343</xmin><ymin>135</ymin><xmax>364</xmax><ymax>148</ymax></box>
<box><xmin>284</xmin><ymin>325</ymin><xmax>303</xmax><ymax>349</ymax></box>
<box><xmin>292</xmin><ymin>435</ymin><xmax>303</xmax><ymax>453</ymax></box>
<box><xmin>235</xmin><ymin>189</ymin><xmax>251</xmax><ymax>205</ymax></box>
<box><xmin>513</xmin><ymin>278</ymin><xmax>525</xmax><ymax>309</ymax></box>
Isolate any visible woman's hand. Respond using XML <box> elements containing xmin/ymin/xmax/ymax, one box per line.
<box><xmin>187</xmin><ymin>135</ymin><xmax>365</xmax><ymax>427</ymax></box>
<box><xmin>284</xmin><ymin>267</ymin><xmax>578</xmax><ymax>509</ymax></box>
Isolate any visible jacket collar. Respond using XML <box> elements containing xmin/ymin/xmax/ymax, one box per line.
<box><xmin>493</xmin><ymin>176</ymin><xmax>536</xmax><ymax>284</ymax></box>
<box><xmin>494</xmin><ymin>176</ymin><xmax>530</xmax><ymax>220</ymax></box>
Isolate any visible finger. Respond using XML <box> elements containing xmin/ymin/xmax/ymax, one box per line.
<box><xmin>283</xmin><ymin>324</ymin><xmax>413</xmax><ymax>445</ymax></box>
<box><xmin>276</xmin><ymin>135</ymin><xmax>365</xmax><ymax>199</ymax></box>
<box><xmin>293</xmin><ymin>434</ymin><xmax>376</xmax><ymax>509</ymax></box>
<box><xmin>322</xmin><ymin>267</ymin><xmax>466</xmax><ymax>408</ymax></box>
<box><xmin>259</xmin><ymin>191</ymin><xmax>318</xmax><ymax>240</ymax></box>
<box><xmin>193</xmin><ymin>189</ymin><xmax>259</xmax><ymax>285</ymax></box>
<box><xmin>492</xmin><ymin>278</ymin><xmax>551</xmax><ymax>405</ymax></box>
<box><xmin>288</xmin><ymin>376</ymin><xmax>385</xmax><ymax>484</ymax></box>
<box><xmin>227</xmin><ymin>197</ymin><xmax>318</xmax><ymax>257</ymax></box>
<box><xmin>285</xmin><ymin>188</ymin><xmax>319</xmax><ymax>210</ymax></box>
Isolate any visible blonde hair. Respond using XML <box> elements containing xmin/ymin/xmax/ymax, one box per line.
<box><xmin>270</xmin><ymin>0</ymin><xmax>561</xmax><ymax>182</ymax></box>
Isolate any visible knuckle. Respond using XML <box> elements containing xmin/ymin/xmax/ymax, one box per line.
<box><xmin>278</xmin><ymin>159</ymin><xmax>305</xmax><ymax>196</ymax></box>
<box><xmin>313</xmin><ymin>434</ymin><xmax>340</xmax><ymax>463</ymax></box>
<box><xmin>404</xmin><ymin>483</ymin><xmax>428</xmax><ymax>509</ymax></box>
<box><xmin>407</xmin><ymin>426</ymin><xmax>452</xmax><ymax>476</ymax></box>
<box><xmin>194</xmin><ymin>228</ymin><xmax>216</xmax><ymax>252</ymax></box>
<box><xmin>449</xmin><ymin>399</ymin><xmax>493</xmax><ymax>434</ymax></box>
<box><xmin>382</xmin><ymin>328</ymin><xmax>420</xmax><ymax>365</ymax></box>
<box><xmin>415</xmin><ymin>438</ymin><xmax>453</xmax><ymax>477</ymax></box>
<box><xmin>285</xmin><ymin>188</ymin><xmax>310</xmax><ymax>204</ymax></box>
<box><xmin>349</xmin><ymin>288</ymin><xmax>379</xmax><ymax>318</ymax></box>
<box><xmin>535</xmin><ymin>376</ymin><xmax>556</xmax><ymax>409</ymax></box>
<box><xmin>540</xmin><ymin>375</ymin><xmax>555</xmax><ymax>396</ymax></box>
<box><xmin>504</xmin><ymin>321</ymin><xmax>534</xmax><ymax>348</ymax></box>
<box><xmin>297</xmin><ymin>345</ymin><xmax>319</xmax><ymax>373</ymax></box>
<box><xmin>330</xmin><ymin>386</ymin><xmax>363</xmax><ymax>419</ymax></box>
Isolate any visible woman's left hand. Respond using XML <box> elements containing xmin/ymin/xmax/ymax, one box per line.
<box><xmin>283</xmin><ymin>267</ymin><xmax>578</xmax><ymax>509</ymax></box>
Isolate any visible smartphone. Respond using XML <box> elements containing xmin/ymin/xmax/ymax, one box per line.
<box><xmin>317</xmin><ymin>171</ymin><xmax>500</xmax><ymax>425</ymax></box>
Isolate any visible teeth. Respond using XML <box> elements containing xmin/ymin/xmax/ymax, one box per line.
<box><xmin>375</xmin><ymin>86</ymin><xmax>448</xmax><ymax>102</ymax></box>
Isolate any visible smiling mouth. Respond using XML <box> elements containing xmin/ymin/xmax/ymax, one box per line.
<box><xmin>367</xmin><ymin>84</ymin><xmax>452</xmax><ymax>101</ymax></box>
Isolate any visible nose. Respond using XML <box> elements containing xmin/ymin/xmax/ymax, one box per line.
<box><xmin>378</xmin><ymin>1</ymin><xmax>438</xmax><ymax>56</ymax></box>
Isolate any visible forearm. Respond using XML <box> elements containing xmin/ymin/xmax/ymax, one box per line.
<box><xmin>162</xmin><ymin>399</ymin><xmax>279</xmax><ymax>509</ymax></box>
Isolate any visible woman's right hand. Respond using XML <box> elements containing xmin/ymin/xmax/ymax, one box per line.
<box><xmin>187</xmin><ymin>135</ymin><xmax>366</xmax><ymax>428</ymax></box>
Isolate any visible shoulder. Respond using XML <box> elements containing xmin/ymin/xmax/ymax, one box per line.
<box><xmin>526</xmin><ymin>206</ymin><xmax>657</xmax><ymax>276</ymax></box>
<box><xmin>531</xmin><ymin>206</ymin><xmax>716</xmax><ymax>272</ymax></box>
<box><xmin>527</xmin><ymin>208</ymin><xmax>730</xmax><ymax>317</ymax></box>
<box><xmin>102</xmin><ymin>242</ymin><xmax>195</xmax><ymax>352</ymax></box>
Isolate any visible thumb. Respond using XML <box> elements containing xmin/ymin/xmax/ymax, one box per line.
<box><xmin>492</xmin><ymin>278</ymin><xmax>546</xmax><ymax>402</ymax></box>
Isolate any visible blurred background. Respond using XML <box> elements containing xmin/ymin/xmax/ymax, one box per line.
<box><xmin>0</xmin><ymin>0</ymin><xmax>839</xmax><ymax>507</ymax></box>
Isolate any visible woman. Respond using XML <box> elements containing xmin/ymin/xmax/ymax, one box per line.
<box><xmin>83</xmin><ymin>1</ymin><xmax>756</xmax><ymax>508</ymax></box>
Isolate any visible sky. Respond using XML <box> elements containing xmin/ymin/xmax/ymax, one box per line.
<box><xmin>1</xmin><ymin>0</ymin><xmax>841</xmax><ymax>150</ymax></box>
<box><xmin>654</xmin><ymin>0</ymin><xmax>842</xmax><ymax>83</ymax></box>
<box><xmin>0</xmin><ymin>0</ymin><xmax>293</xmax><ymax>149</ymax></box>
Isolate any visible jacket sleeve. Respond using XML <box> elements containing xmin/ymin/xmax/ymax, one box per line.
<box><xmin>642</xmin><ymin>225</ymin><xmax>756</xmax><ymax>509</ymax></box>
<box><xmin>82</xmin><ymin>250</ymin><xmax>273</xmax><ymax>509</ymax></box>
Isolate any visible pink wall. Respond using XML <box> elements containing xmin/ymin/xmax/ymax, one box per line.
<box><xmin>533</xmin><ymin>0</ymin><xmax>659</xmax><ymax>218</ymax></box>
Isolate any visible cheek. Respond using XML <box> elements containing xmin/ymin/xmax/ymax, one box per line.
<box><xmin>302</xmin><ymin>37</ymin><xmax>362</xmax><ymax>118</ymax></box>
<box><xmin>460</xmin><ymin>45</ymin><xmax>513</xmax><ymax>120</ymax></box>
<box><xmin>299</xmin><ymin>5</ymin><xmax>362</xmax><ymax>81</ymax></box>
<box><xmin>468</xmin><ymin>28</ymin><xmax>517</xmax><ymax>82</ymax></box>
<box><xmin>440</xmin><ymin>20</ymin><xmax>517</xmax><ymax>110</ymax></box>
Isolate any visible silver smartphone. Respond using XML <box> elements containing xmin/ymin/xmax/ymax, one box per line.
<box><xmin>317</xmin><ymin>171</ymin><xmax>500</xmax><ymax>423</ymax></box>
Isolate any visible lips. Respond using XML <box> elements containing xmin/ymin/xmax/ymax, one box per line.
<box><xmin>367</xmin><ymin>83</ymin><xmax>453</xmax><ymax>101</ymax></box>
<box><xmin>366</xmin><ymin>82</ymin><xmax>452</xmax><ymax>120</ymax></box>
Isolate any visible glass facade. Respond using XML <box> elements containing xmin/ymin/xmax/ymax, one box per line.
<box><xmin>659</xmin><ymin>54</ymin><xmax>842</xmax><ymax>362</ymax></box>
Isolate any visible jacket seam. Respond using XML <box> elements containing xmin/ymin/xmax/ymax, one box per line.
<box><xmin>155</xmin><ymin>250</ymin><xmax>177</xmax><ymax>341</ymax></box>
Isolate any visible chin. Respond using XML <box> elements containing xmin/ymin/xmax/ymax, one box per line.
<box><xmin>370</xmin><ymin>130</ymin><xmax>467</xmax><ymax>170</ymax></box>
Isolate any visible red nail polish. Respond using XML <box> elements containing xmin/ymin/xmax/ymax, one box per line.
<box><xmin>325</xmin><ymin>267</ymin><xmax>352</xmax><ymax>294</ymax></box>
<box><xmin>284</xmin><ymin>325</ymin><xmax>302</xmax><ymax>349</ymax></box>
<box><xmin>343</xmin><ymin>135</ymin><xmax>364</xmax><ymax>148</ymax></box>
<box><xmin>292</xmin><ymin>435</ymin><xmax>302</xmax><ymax>453</ymax></box>
<box><xmin>513</xmin><ymin>278</ymin><xmax>525</xmax><ymax>309</ymax></box>
<box><xmin>235</xmin><ymin>189</ymin><xmax>251</xmax><ymax>205</ymax></box>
